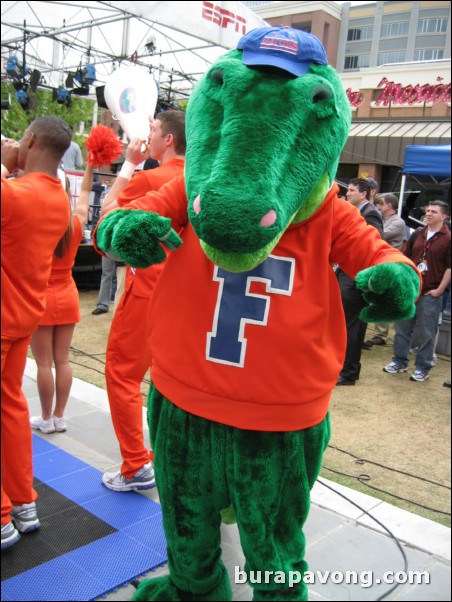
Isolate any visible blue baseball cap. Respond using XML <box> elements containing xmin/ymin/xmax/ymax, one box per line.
<box><xmin>237</xmin><ymin>26</ymin><xmax>328</xmax><ymax>77</ymax></box>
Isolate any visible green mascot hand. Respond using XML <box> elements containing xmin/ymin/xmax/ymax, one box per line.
<box><xmin>355</xmin><ymin>262</ymin><xmax>420</xmax><ymax>323</ymax></box>
<box><xmin>95</xmin><ymin>209</ymin><xmax>182</xmax><ymax>268</ymax></box>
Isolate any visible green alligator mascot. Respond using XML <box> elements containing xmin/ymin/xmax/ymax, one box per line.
<box><xmin>94</xmin><ymin>26</ymin><xmax>420</xmax><ymax>602</ymax></box>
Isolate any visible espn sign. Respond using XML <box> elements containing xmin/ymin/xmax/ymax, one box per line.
<box><xmin>202</xmin><ymin>1</ymin><xmax>246</xmax><ymax>36</ymax></box>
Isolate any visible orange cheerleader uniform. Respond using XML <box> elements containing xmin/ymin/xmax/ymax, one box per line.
<box><xmin>39</xmin><ymin>217</ymin><xmax>83</xmax><ymax>325</ymax></box>
<box><xmin>1</xmin><ymin>172</ymin><xmax>70</xmax><ymax>525</ymax></box>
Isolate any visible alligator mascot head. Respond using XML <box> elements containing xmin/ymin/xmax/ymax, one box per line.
<box><xmin>186</xmin><ymin>27</ymin><xmax>351</xmax><ymax>271</ymax></box>
<box><xmin>94</xmin><ymin>25</ymin><xmax>419</xmax><ymax>602</ymax></box>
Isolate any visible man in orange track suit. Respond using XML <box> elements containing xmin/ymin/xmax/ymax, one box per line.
<box><xmin>98</xmin><ymin>110</ymin><xmax>186</xmax><ymax>492</ymax></box>
<box><xmin>1</xmin><ymin>117</ymin><xmax>72</xmax><ymax>550</ymax></box>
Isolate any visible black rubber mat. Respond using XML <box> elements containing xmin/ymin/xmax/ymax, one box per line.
<box><xmin>1</xmin><ymin>478</ymin><xmax>118</xmax><ymax>580</ymax></box>
<box><xmin>1</xmin><ymin>435</ymin><xmax>167</xmax><ymax>601</ymax></box>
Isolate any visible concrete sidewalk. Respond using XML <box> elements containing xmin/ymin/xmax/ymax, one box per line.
<box><xmin>22</xmin><ymin>358</ymin><xmax>451</xmax><ymax>601</ymax></box>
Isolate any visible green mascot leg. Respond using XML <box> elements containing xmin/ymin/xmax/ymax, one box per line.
<box><xmin>133</xmin><ymin>385</ymin><xmax>233</xmax><ymax>601</ymax></box>
<box><xmin>230</xmin><ymin>417</ymin><xmax>330</xmax><ymax>601</ymax></box>
<box><xmin>133</xmin><ymin>386</ymin><xmax>330</xmax><ymax>601</ymax></box>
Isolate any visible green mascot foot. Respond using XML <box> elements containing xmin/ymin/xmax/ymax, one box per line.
<box><xmin>132</xmin><ymin>576</ymin><xmax>181</xmax><ymax>601</ymax></box>
<box><xmin>132</xmin><ymin>573</ymin><xmax>232</xmax><ymax>601</ymax></box>
<box><xmin>253</xmin><ymin>585</ymin><xmax>307</xmax><ymax>601</ymax></box>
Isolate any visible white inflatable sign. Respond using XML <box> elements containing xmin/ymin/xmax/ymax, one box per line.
<box><xmin>104</xmin><ymin>65</ymin><xmax>158</xmax><ymax>142</ymax></box>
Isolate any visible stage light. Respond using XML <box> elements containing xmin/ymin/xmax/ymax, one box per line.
<box><xmin>16</xmin><ymin>88</ymin><xmax>28</xmax><ymax>105</ymax></box>
<box><xmin>15</xmin><ymin>88</ymin><xmax>30</xmax><ymax>111</ymax></box>
<box><xmin>75</xmin><ymin>64</ymin><xmax>96</xmax><ymax>86</ymax></box>
<box><xmin>52</xmin><ymin>86</ymin><xmax>71</xmax><ymax>107</ymax></box>
<box><xmin>6</xmin><ymin>56</ymin><xmax>28</xmax><ymax>80</ymax></box>
<box><xmin>145</xmin><ymin>36</ymin><xmax>156</xmax><ymax>55</ymax></box>
<box><xmin>57</xmin><ymin>86</ymin><xmax>70</xmax><ymax>104</ymax></box>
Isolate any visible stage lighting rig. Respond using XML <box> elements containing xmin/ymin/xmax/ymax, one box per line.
<box><xmin>65</xmin><ymin>64</ymin><xmax>97</xmax><ymax>96</ymax></box>
<box><xmin>145</xmin><ymin>36</ymin><xmax>157</xmax><ymax>55</ymax></box>
<box><xmin>14</xmin><ymin>86</ymin><xmax>31</xmax><ymax>111</ymax></box>
<box><xmin>6</xmin><ymin>56</ymin><xmax>29</xmax><ymax>80</ymax></box>
<box><xmin>52</xmin><ymin>85</ymin><xmax>72</xmax><ymax>107</ymax></box>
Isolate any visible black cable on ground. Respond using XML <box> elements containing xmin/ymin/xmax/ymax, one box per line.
<box><xmin>69</xmin><ymin>360</ymin><xmax>106</xmax><ymax>377</ymax></box>
<box><xmin>70</xmin><ymin>346</ymin><xmax>107</xmax><ymax>364</ymax></box>
<box><xmin>317</xmin><ymin>477</ymin><xmax>408</xmax><ymax>601</ymax></box>
<box><xmin>328</xmin><ymin>444</ymin><xmax>451</xmax><ymax>490</ymax></box>
<box><xmin>322</xmin><ymin>466</ymin><xmax>450</xmax><ymax>516</ymax></box>
<box><xmin>67</xmin><ymin>347</ymin><xmax>450</xmax><ymax>515</ymax></box>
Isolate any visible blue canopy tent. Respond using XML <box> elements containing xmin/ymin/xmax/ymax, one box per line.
<box><xmin>398</xmin><ymin>144</ymin><xmax>451</xmax><ymax>217</ymax></box>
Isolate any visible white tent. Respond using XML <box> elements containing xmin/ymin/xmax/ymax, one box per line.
<box><xmin>1</xmin><ymin>1</ymin><xmax>267</xmax><ymax>101</ymax></box>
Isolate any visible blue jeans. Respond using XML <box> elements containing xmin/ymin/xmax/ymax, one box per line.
<box><xmin>393</xmin><ymin>294</ymin><xmax>442</xmax><ymax>372</ymax></box>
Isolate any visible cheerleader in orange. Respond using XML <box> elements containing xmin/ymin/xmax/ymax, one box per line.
<box><xmin>29</xmin><ymin>165</ymin><xmax>92</xmax><ymax>434</ymax></box>
<box><xmin>28</xmin><ymin>126</ymin><xmax>123</xmax><ymax>436</ymax></box>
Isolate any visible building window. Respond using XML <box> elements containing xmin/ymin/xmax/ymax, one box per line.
<box><xmin>347</xmin><ymin>26</ymin><xmax>373</xmax><ymax>41</ymax></box>
<box><xmin>292</xmin><ymin>21</ymin><xmax>311</xmax><ymax>33</ymax></box>
<box><xmin>344</xmin><ymin>54</ymin><xmax>370</xmax><ymax>70</ymax></box>
<box><xmin>345</xmin><ymin>56</ymin><xmax>358</xmax><ymax>69</ymax></box>
<box><xmin>417</xmin><ymin>18</ymin><xmax>447</xmax><ymax>34</ymax></box>
<box><xmin>381</xmin><ymin>22</ymin><xmax>409</xmax><ymax>38</ymax></box>
<box><xmin>377</xmin><ymin>51</ymin><xmax>406</xmax><ymax>65</ymax></box>
<box><xmin>414</xmin><ymin>48</ymin><xmax>444</xmax><ymax>61</ymax></box>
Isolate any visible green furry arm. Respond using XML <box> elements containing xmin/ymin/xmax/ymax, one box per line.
<box><xmin>355</xmin><ymin>263</ymin><xmax>420</xmax><ymax>323</ymax></box>
<box><xmin>95</xmin><ymin>209</ymin><xmax>182</xmax><ymax>268</ymax></box>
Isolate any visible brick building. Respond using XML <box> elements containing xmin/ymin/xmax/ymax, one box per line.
<box><xmin>243</xmin><ymin>1</ymin><xmax>451</xmax><ymax>194</ymax></box>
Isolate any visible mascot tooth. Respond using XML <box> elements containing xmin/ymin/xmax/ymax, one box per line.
<box><xmin>94</xmin><ymin>26</ymin><xmax>420</xmax><ymax>602</ymax></box>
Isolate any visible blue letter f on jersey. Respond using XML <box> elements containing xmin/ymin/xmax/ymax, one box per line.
<box><xmin>207</xmin><ymin>255</ymin><xmax>294</xmax><ymax>366</ymax></box>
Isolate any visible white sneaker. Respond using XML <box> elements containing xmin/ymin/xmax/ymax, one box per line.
<box><xmin>30</xmin><ymin>416</ymin><xmax>55</xmax><ymax>434</ymax></box>
<box><xmin>53</xmin><ymin>415</ymin><xmax>67</xmax><ymax>432</ymax></box>
<box><xmin>12</xmin><ymin>502</ymin><xmax>41</xmax><ymax>533</ymax></box>
<box><xmin>1</xmin><ymin>521</ymin><xmax>21</xmax><ymax>550</ymax></box>
<box><xmin>102</xmin><ymin>462</ymin><xmax>156</xmax><ymax>492</ymax></box>
<box><xmin>410</xmin><ymin>369</ymin><xmax>430</xmax><ymax>382</ymax></box>
<box><xmin>383</xmin><ymin>362</ymin><xmax>408</xmax><ymax>374</ymax></box>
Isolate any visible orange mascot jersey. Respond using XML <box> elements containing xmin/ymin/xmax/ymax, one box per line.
<box><xmin>39</xmin><ymin>217</ymin><xmax>83</xmax><ymax>325</ymax></box>
<box><xmin>126</xmin><ymin>176</ymin><xmax>418</xmax><ymax>432</ymax></box>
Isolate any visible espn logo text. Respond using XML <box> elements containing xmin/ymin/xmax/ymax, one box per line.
<box><xmin>202</xmin><ymin>1</ymin><xmax>246</xmax><ymax>35</ymax></box>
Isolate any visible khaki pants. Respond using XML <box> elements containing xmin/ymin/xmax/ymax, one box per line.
<box><xmin>374</xmin><ymin>322</ymin><xmax>389</xmax><ymax>341</ymax></box>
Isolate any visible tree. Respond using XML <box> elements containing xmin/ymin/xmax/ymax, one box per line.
<box><xmin>1</xmin><ymin>81</ymin><xmax>96</xmax><ymax>150</ymax></box>
<box><xmin>1</xmin><ymin>82</ymin><xmax>29</xmax><ymax>139</ymax></box>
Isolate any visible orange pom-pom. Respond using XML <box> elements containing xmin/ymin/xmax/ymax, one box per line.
<box><xmin>84</xmin><ymin>125</ymin><xmax>123</xmax><ymax>168</ymax></box>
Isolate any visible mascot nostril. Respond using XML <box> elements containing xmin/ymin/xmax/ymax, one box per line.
<box><xmin>260</xmin><ymin>209</ymin><xmax>277</xmax><ymax>227</ymax></box>
<box><xmin>193</xmin><ymin>194</ymin><xmax>201</xmax><ymax>215</ymax></box>
<box><xmin>311</xmin><ymin>83</ymin><xmax>333</xmax><ymax>103</ymax></box>
<box><xmin>93</xmin><ymin>23</ymin><xmax>420</xmax><ymax>602</ymax></box>
<box><xmin>210</xmin><ymin>68</ymin><xmax>224</xmax><ymax>85</ymax></box>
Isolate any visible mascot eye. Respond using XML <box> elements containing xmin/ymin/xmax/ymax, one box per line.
<box><xmin>210</xmin><ymin>69</ymin><xmax>224</xmax><ymax>85</ymax></box>
<box><xmin>311</xmin><ymin>84</ymin><xmax>333</xmax><ymax>103</ymax></box>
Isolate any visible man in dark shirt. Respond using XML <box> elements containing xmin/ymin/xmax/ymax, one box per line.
<box><xmin>336</xmin><ymin>178</ymin><xmax>383</xmax><ymax>385</ymax></box>
<box><xmin>384</xmin><ymin>200</ymin><xmax>451</xmax><ymax>382</ymax></box>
